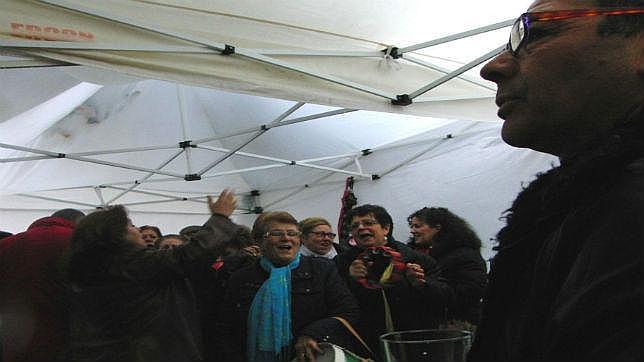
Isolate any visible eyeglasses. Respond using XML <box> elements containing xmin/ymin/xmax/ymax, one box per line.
<box><xmin>350</xmin><ymin>219</ymin><xmax>379</xmax><ymax>230</ymax></box>
<box><xmin>308</xmin><ymin>231</ymin><xmax>337</xmax><ymax>239</ymax></box>
<box><xmin>265</xmin><ymin>229</ymin><xmax>302</xmax><ymax>238</ymax></box>
<box><xmin>507</xmin><ymin>8</ymin><xmax>644</xmax><ymax>56</ymax></box>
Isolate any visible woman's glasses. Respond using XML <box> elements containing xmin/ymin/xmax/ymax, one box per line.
<box><xmin>265</xmin><ymin>230</ymin><xmax>302</xmax><ymax>238</ymax></box>
<box><xmin>308</xmin><ymin>231</ymin><xmax>337</xmax><ymax>239</ymax></box>
<box><xmin>350</xmin><ymin>219</ymin><xmax>379</xmax><ymax>230</ymax></box>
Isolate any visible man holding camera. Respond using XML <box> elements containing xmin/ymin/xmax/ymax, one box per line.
<box><xmin>335</xmin><ymin>204</ymin><xmax>451</xmax><ymax>356</ymax></box>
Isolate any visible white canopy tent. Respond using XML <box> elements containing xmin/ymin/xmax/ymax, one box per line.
<box><xmin>0</xmin><ymin>0</ymin><xmax>556</xmax><ymax>260</ymax></box>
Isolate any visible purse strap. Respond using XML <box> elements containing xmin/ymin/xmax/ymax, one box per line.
<box><xmin>332</xmin><ymin>316</ymin><xmax>375</xmax><ymax>356</ymax></box>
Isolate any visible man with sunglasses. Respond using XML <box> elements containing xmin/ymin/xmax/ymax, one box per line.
<box><xmin>470</xmin><ymin>1</ymin><xmax>643</xmax><ymax>361</ymax></box>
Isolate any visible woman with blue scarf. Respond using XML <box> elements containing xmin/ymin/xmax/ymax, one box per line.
<box><xmin>214</xmin><ymin>211</ymin><xmax>360</xmax><ymax>362</ymax></box>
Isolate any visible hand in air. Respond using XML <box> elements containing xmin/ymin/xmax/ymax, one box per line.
<box><xmin>207</xmin><ymin>189</ymin><xmax>237</xmax><ymax>217</ymax></box>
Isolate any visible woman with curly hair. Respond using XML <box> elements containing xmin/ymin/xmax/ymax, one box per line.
<box><xmin>407</xmin><ymin>207</ymin><xmax>488</xmax><ymax>327</ymax></box>
<box><xmin>67</xmin><ymin>190</ymin><xmax>238</xmax><ymax>362</ymax></box>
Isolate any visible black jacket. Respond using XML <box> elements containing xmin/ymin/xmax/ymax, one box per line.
<box><xmin>410</xmin><ymin>245</ymin><xmax>487</xmax><ymax>324</ymax></box>
<box><xmin>68</xmin><ymin>214</ymin><xmax>237</xmax><ymax>362</ymax></box>
<box><xmin>469</xmin><ymin>142</ymin><xmax>644</xmax><ymax>362</ymax></box>
<box><xmin>214</xmin><ymin>256</ymin><xmax>360</xmax><ymax>362</ymax></box>
<box><xmin>335</xmin><ymin>240</ymin><xmax>450</xmax><ymax>354</ymax></box>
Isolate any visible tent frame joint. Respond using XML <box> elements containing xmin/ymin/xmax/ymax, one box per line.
<box><xmin>57</xmin><ymin>153</ymin><xmax>66</xmax><ymax>158</ymax></box>
<box><xmin>391</xmin><ymin>94</ymin><xmax>412</xmax><ymax>106</ymax></box>
<box><xmin>221</xmin><ymin>44</ymin><xmax>235</xmax><ymax>55</ymax></box>
<box><xmin>361</xmin><ymin>149</ymin><xmax>372</xmax><ymax>156</ymax></box>
<box><xmin>179</xmin><ymin>140</ymin><xmax>196</xmax><ymax>149</ymax></box>
<box><xmin>382</xmin><ymin>46</ymin><xmax>402</xmax><ymax>59</ymax></box>
<box><xmin>184</xmin><ymin>173</ymin><xmax>201</xmax><ymax>181</ymax></box>
<box><xmin>371</xmin><ymin>174</ymin><xmax>381</xmax><ymax>181</ymax></box>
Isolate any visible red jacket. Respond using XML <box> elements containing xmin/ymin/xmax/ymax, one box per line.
<box><xmin>0</xmin><ymin>217</ymin><xmax>75</xmax><ymax>362</ymax></box>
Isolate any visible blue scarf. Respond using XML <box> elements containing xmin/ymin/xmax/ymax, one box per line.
<box><xmin>247</xmin><ymin>253</ymin><xmax>301</xmax><ymax>362</ymax></box>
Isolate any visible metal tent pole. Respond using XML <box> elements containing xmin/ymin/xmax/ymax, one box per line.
<box><xmin>176</xmin><ymin>85</ymin><xmax>194</xmax><ymax>174</ymax></box>
<box><xmin>196</xmin><ymin>102</ymin><xmax>305</xmax><ymax>176</ymax></box>
<box><xmin>0</xmin><ymin>142</ymin><xmax>185</xmax><ymax>178</ymax></box>
<box><xmin>16</xmin><ymin>193</ymin><xmax>97</xmax><ymax>208</ymax></box>
<box><xmin>193</xmin><ymin>108</ymin><xmax>354</xmax><ymax>144</ymax></box>
<box><xmin>263</xmin><ymin>158</ymin><xmax>356</xmax><ymax>209</ymax></box>
<box><xmin>399</xmin><ymin>19</ymin><xmax>514</xmax><ymax>54</ymax></box>
<box><xmin>94</xmin><ymin>186</ymin><xmax>106</xmax><ymax>207</ymax></box>
<box><xmin>197</xmin><ymin>144</ymin><xmax>372</xmax><ymax>179</ymax></box>
<box><xmin>105</xmin><ymin>149</ymin><xmax>185</xmax><ymax>204</ymax></box>
<box><xmin>407</xmin><ymin>45</ymin><xmax>505</xmax><ymax>100</ymax></box>
<box><xmin>38</xmin><ymin>0</ymin><xmax>397</xmax><ymax>101</ymax></box>
<box><xmin>106</xmin><ymin>185</ymin><xmax>205</xmax><ymax>204</ymax></box>
<box><xmin>197</xmin><ymin>131</ymin><xmax>265</xmax><ymax>176</ymax></box>
<box><xmin>402</xmin><ymin>54</ymin><xmax>495</xmax><ymax>91</ymax></box>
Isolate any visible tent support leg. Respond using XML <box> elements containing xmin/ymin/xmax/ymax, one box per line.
<box><xmin>94</xmin><ymin>186</ymin><xmax>107</xmax><ymax>208</ymax></box>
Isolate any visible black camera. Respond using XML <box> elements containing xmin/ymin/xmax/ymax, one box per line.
<box><xmin>361</xmin><ymin>247</ymin><xmax>393</xmax><ymax>283</ymax></box>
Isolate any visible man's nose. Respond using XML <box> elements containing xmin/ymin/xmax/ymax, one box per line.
<box><xmin>480</xmin><ymin>50</ymin><xmax>518</xmax><ymax>84</ymax></box>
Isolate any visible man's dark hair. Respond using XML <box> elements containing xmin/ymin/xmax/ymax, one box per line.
<box><xmin>595</xmin><ymin>0</ymin><xmax>643</xmax><ymax>37</ymax></box>
<box><xmin>407</xmin><ymin>207</ymin><xmax>482</xmax><ymax>251</ymax></box>
<box><xmin>154</xmin><ymin>234</ymin><xmax>187</xmax><ymax>248</ymax></box>
<box><xmin>348</xmin><ymin>204</ymin><xmax>394</xmax><ymax>237</ymax></box>
<box><xmin>68</xmin><ymin>205</ymin><xmax>131</xmax><ymax>285</ymax></box>
<box><xmin>139</xmin><ymin>225</ymin><xmax>162</xmax><ymax>238</ymax></box>
<box><xmin>51</xmin><ymin>208</ymin><xmax>85</xmax><ymax>224</ymax></box>
<box><xmin>179</xmin><ymin>225</ymin><xmax>201</xmax><ymax>238</ymax></box>
<box><xmin>0</xmin><ymin>231</ymin><xmax>12</xmax><ymax>240</ymax></box>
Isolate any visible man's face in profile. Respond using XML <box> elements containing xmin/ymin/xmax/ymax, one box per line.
<box><xmin>480</xmin><ymin>0</ymin><xmax>643</xmax><ymax>157</ymax></box>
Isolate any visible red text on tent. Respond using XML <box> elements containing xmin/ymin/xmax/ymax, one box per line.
<box><xmin>10</xmin><ymin>22</ymin><xmax>94</xmax><ymax>41</ymax></box>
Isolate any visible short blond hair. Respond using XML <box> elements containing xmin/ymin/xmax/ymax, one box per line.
<box><xmin>251</xmin><ymin>211</ymin><xmax>298</xmax><ymax>241</ymax></box>
<box><xmin>299</xmin><ymin>217</ymin><xmax>332</xmax><ymax>237</ymax></box>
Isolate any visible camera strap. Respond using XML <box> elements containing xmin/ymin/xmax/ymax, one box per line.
<box><xmin>381</xmin><ymin>289</ymin><xmax>395</xmax><ymax>333</ymax></box>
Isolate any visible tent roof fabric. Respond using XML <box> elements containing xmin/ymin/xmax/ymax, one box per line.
<box><xmin>0</xmin><ymin>1</ymin><xmax>555</xmax><ymax>262</ymax></box>
<box><xmin>1</xmin><ymin>0</ymin><xmax>528</xmax><ymax>121</ymax></box>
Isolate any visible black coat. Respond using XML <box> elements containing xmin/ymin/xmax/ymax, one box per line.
<box><xmin>68</xmin><ymin>214</ymin><xmax>237</xmax><ymax>362</ymax></box>
<box><xmin>427</xmin><ymin>246</ymin><xmax>487</xmax><ymax>324</ymax></box>
<box><xmin>469</xmin><ymin>155</ymin><xmax>644</xmax><ymax>362</ymax></box>
<box><xmin>335</xmin><ymin>240</ymin><xmax>450</xmax><ymax>354</ymax></box>
<box><xmin>214</xmin><ymin>256</ymin><xmax>360</xmax><ymax>362</ymax></box>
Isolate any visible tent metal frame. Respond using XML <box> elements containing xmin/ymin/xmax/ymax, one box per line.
<box><xmin>0</xmin><ymin>0</ymin><xmax>514</xmax><ymax>213</ymax></box>
<box><xmin>2</xmin><ymin>0</ymin><xmax>511</xmax><ymax>104</ymax></box>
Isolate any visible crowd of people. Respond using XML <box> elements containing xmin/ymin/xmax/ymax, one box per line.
<box><xmin>0</xmin><ymin>192</ymin><xmax>487</xmax><ymax>362</ymax></box>
<box><xmin>1</xmin><ymin>0</ymin><xmax>642</xmax><ymax>361</ymax></box>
